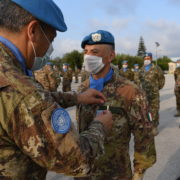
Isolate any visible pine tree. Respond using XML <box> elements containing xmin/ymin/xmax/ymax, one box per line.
<box><xmin>137</xmin><ymin>36</ymin><xmax>146</xmax><ymax>57</ymax></box>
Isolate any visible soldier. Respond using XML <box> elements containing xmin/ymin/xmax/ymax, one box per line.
<box><xmin>133</xmin><ymin>64</ymin><xmax>141</xmax><ymax>86</ymax></box>
<box><xmin>174</xmin><ymin>59</ymin><xmax>180</xmax><ymax>117</ymax></box>
<box><xmin>81</xmin><ymin>64</ymin><xmax>89</xmax><ymax>82</ymax></box>
<box><xmin>62</xmin><ymin>63</ymin><xmax>73</xmax><ymax>92</ymax></box>
<box><xmin>119</xmin><ymin>60</ymin><xmax>134</xmax><ymax>81</ymax></box>
<box><xmin>53</xmin><ymin>64</ymin><xmax>61</xmax><ymax>88</ymax></box>
<box><xmin>0</xmin><ymin>1</ymin><xmax>113</xmax><ymax>179</ymax></box>
<box><xmin>139</xmin><ymin>52</ymin><xmax>165</xmax><ymax>135</ymax></box>
<box><xmin>34</xmin><ymin>62</ymin><xmax>59</xmax><ymax>91</ymax></box>
<box><xmin>75</xmin><ymin>30</ymin><xmax>156</xmax><ymax>180</ymax></box>
<box><xmin>74</xmin><ymin>67</ymin><xmax>80</xmax><ymax>83</ymax></box>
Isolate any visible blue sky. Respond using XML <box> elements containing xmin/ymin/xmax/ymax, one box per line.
<box><xmin>52</xmin><ymin>0</ymin><xmax>180</xmax><ymax>60</ymax></box>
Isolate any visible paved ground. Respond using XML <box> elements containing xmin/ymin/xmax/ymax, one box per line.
<box><xmin>46</xmin><ymin>74</ymin><xmax>180</xmax><ymax>180</ymax></box>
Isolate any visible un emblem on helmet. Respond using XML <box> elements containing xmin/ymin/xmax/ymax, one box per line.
<box><xmin>92</xmin><ymin>33</ymin><xmax>101</xmax><ymax>42</ymax></box>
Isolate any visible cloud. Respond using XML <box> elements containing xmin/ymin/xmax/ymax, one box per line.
<box><xmin>52</xmin><ymin>38</ymin><xmax>82</xmax><ymax>58</ymax></box>
<box><xmin>87</xmin><ymin>18</ymin><xmax>131</xmax><ymax>33</ymax></box>
<box><xmin>94</xmin><ymin>0</ymin><xmax>141</xmax><ymax>16</ymax></box>
<box><xmin>52</xmin><ymin>18</ymin><xmax>180</xmax><ymax>59</ymax></box>
<box><xmin>143</xmin><ymin>19</ymin><xmax>180</xmax><ymax>58</ymax></box>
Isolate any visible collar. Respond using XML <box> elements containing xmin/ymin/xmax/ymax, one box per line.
<box><xmin>144</xmin><ymin>63</ymin><xmax>152</xmax><ymax>72</ymax></box>
<box><xmin>0</xmin><ymin>36</ymin><xmax>32</xmax><ymax>76</ymax></box>
<box><xmin>123</xmin><ymin>68</ymin><xmax>128</xmax><ymax>72</ymax></box>
<box><xmin>89</xmin><ymin>68</ymin><xmax>114</xmax><ymax>91</ymax></box>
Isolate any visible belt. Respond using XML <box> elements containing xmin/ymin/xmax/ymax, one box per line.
<box><xmin>98</xmin><ymin>105</ymin><xmax>125</xmax><ymax>116</ymax></box>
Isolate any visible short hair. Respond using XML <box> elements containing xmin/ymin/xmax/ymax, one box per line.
<box><xmin>0</xmin><ymin>0</ymin><xmax>47</xmax><ymax>32</ymax></box>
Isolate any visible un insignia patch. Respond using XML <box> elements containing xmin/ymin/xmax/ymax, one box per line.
<box><xmin>51</xmin><ymin>108</ymin><xmax>71</xmax><ymax>134</ymax></box>
<box><xmin>92</xmin><ymin>33</ymin><xmax>101</xmax><ymax>42</ymax></box>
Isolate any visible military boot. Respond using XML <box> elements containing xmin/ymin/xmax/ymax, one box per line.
<box><xmin>174</xmin><ymin>110</ymin><xmax>180</xmax><ymax>117</ymax></box>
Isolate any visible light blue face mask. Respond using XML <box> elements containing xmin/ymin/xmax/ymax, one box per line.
<box><xmin>31</xmin><ymin>44</ymin><xmax>54</xmax><ymax>71</ymax></box>
<box><xmin>31</xmin><ymin>26</ymin><xmax>54</xmax><ymax>71</ymax></box>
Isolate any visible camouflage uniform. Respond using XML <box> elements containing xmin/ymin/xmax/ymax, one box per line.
<box><xmin>53</xmin><ymin>66</ymin><xmax>61</xmax><ymax>88</ymax></box>
<box><xmin>76</xmin><ymin>68</ymin><xmax>156</xmax><ymax>180</ymax></box>
<box><xmin>62</xmin><ymin>69</ymin><xmax>72</xmax><ymax>92</ymax></box>
<box><xmin>133</xmin><ymin>70</ymin><xmax>141</xmax><ymax>87</ymax></box>
<box><xmin>34</xmin><ymin>64</ymin><xmax>59</xmax><ymax>92</ymax></box>
<box><xmin>74</xmin><ymin>69</ymin><xmax>80</xmax><ymax>83</ymax></box>
<box><xmin>81</xmin><ymin>70</ymin><xmax>89</xmax><ymax>82</ymax></box>
<box><xmin>174</xmin><ymin>66</ymin><xmax>180</xmax><ymax>114</ymax></box>
<box><xmin>0</xmin><ymin>42</ymin><xmax>106</xmax><ymax>179</ymax></box>
<box><xmin>139</xmin><ymin>64</ymin><xmax>165</xmax><ymax>127</ymax></box>
<box><xmin>119</xmin><ymin>68</ymin><xmax>134</xmax><ymax>81</ymax></box>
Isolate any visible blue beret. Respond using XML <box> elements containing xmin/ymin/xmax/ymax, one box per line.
<box><xmin>81</xmin><ymin>30</ymin><xmax>114</xmax><ymax>48</ymax></box>
<box><xmin>134</xmin><ymin>64</ymin><xmax>139</xmax><ymax>66</ymax></box>
<box><xmin>12</xmin><ymin>0</ymin><xmax>67</xmax><ymax>32</ymax></box>
<box><xmin>144</xmin><ymin>52</ymin><xmax>152</xmax><ymax>58</ymax></box>
<box><xmin>63</xmin><ymin>63</ymin><xmax>69</xmax><ymax>66</ymax></box>
<box><xmin>122</xmin><ymin>60</ymin><xmax>128</xmax><ymax>64</ymax></box>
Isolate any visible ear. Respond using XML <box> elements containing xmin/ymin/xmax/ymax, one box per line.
<box><xmin>108</xmin><ymin>50</ymin><xmax>115</xmax><ymax>63</ymax></box>
<box><xmin>26</xmin><ymin>20</ymin><xmax>40</xmax><ymax>43</ymax></box>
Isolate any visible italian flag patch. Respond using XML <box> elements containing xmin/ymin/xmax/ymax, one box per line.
<box><xmin>147</xmin><ymin>112</ymin><xmax>153</xmax><ymax>121</ymax></box>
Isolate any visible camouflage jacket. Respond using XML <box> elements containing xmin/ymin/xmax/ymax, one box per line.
<box><xmin>0</xmin><ymin>42</ymin><xmax>106</xmax><ymax>180</ymax></box>
<box><xmin>174</xmin><ymin>66</ymin><xmax>180</xmax><ymax>88</ymax></box>
<box><xmin>77</xmin><ymin>69</ymin><xmax>156</xmax><ymax>179</ymax></box>
<box><xmin>34</xmin><ymin>65</ymin><xmax>59</xmax><ymax>91</ymax></box>
<box><xmin>119</xmin><ymin>68</ymin><xmax>134</xmax><ymax>81</ymax></box>
<box><xmin>139</xmin><ymin>64</ymin><xmax>165</xmax><ymax>102</ymax></box>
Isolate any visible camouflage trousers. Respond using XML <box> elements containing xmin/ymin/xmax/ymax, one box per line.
<box><xmin>75</xmin><ymin>76</ymin><xmax>79</xmax><ymax>83</ymax></box>
<box><xmin>149</xmin><ymin>97</ymin><xmax>160</xmax><ymax>127</ymax></box>
<box><xmin>62</xmin><ymin>81</ymin><xmax>71</xmax><ymax>92</ymax></box>
<box><xmin>175</xmin><ymin>87</ymin><xmax>180</xmax><ymax>110</ymax></box>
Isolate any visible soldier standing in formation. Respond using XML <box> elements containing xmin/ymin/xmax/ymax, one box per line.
<box><xmin>53</xmin><ymin>64</ymin><xmax>61</xmax><ymax>89</ymax></box>
<box><xmin>133</xmin><ymin>63</ymin><xmax>141</xmax><ymax>86</ymax></box>
<box><xmin>119</xmin><ymin>60</ymin><xmax>134</xmax><ymax>81</ymax></box>
<box><xmin>139</xmin><ymin>52</ymin><xmax>165</xmax><ymax>135</ymax></box>
<box><xmin>62</xmin><ymin>63</ymin><xmax>73</xmax><ymax>92</ymax></box>
<box><xmin>75</xmin><ymin>30</ymin><xmax>156</xmax><ymax>180</ymax></box>
<box><xmin>81</xmin><ymin>64</ymin><xmax>89</xmax><ymax>82</ymax></box>
<box><xmin>34</xmin><ymin>62</ymin><xmax>59</xmax><ymax>91</ymax></box>
<box><xmin>174</xmin><ymin>59</ymin><xmax>180</xmax><ymax>117</ymax></box>
<box><xmin>0</xmin><ymin>0</ymin><xmax>113</xmax><ymax>179</ymax></box>
<box><xmin>74</xmin><ymin>67</ymin><xmax>80</xmax><ymax>83</ymax></box>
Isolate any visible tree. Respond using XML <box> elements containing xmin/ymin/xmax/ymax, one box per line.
<box><xmin>62</xmin><ymin>50</ymin><xmax>83</xmax><ymax>70</ymax></box>
<box><xmin>137</xmin><ymin>36</ymin><xmax>146</xmax><ymax>57</ymax></box>
<box><xmin>113</xmin><ymin>54</ymin><xmax>144</xmax><ymax>69</ymax></box>
<box><xmin>156</xmin><ymin>56</ymin><xmax>172</xmax><ymax>71</ymax></box>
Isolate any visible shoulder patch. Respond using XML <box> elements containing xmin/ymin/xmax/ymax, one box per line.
<box><xmin>51</xmin><ymin>108</ymin><xmax>71</xmax><ymax>134</ymax></box>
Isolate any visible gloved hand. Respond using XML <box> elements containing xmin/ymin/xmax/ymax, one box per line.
<box><xmin>132</xmin><ymin>172</ymin><xmax>144</xmax><ymax>180</ymax></box>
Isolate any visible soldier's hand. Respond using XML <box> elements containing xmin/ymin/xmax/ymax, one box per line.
<box><xmin>77</xmin><ymin>88</ymin><xmax>106</xmax><ymax>104</ymax></box>
<box><xmin>132</xmin><ymin>172</ymin><xmax>144</xmax><ymax>180</ymax></box>
<box><xmin>94</xmin><ymin>110</ymin><xmax>113</xmax><ymax>133</ymax></box>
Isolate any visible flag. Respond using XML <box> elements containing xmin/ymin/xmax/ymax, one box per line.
<box><xmin>155</xmin><ymin>42</ymin><xmax>160</xmax><ymax>47</ymax></box>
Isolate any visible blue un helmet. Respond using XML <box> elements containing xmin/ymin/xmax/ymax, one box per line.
<box><xmin>11</xmin><ymin>0</ymin><xmax>67</xmax><ymax>32</ymax></box>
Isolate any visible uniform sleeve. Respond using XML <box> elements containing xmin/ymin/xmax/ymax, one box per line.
<box><xmin>50</xmin><ymin>90</ymin><xmax>78</xmax><ymax>108</ymax></box>
<box><xmin>11</xmin><ymin>91</ymin><xmax>105</xmax><ymax>176</ymax></box>
<box><xmin>128</xmin><ymin>90</ymin><xmax>156</xmax><ymax>173</ymax></box>
<box><xmin>157</xmin><ymin>66</ymin><xmax>165</xmax><ymax>90</ymax></box>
